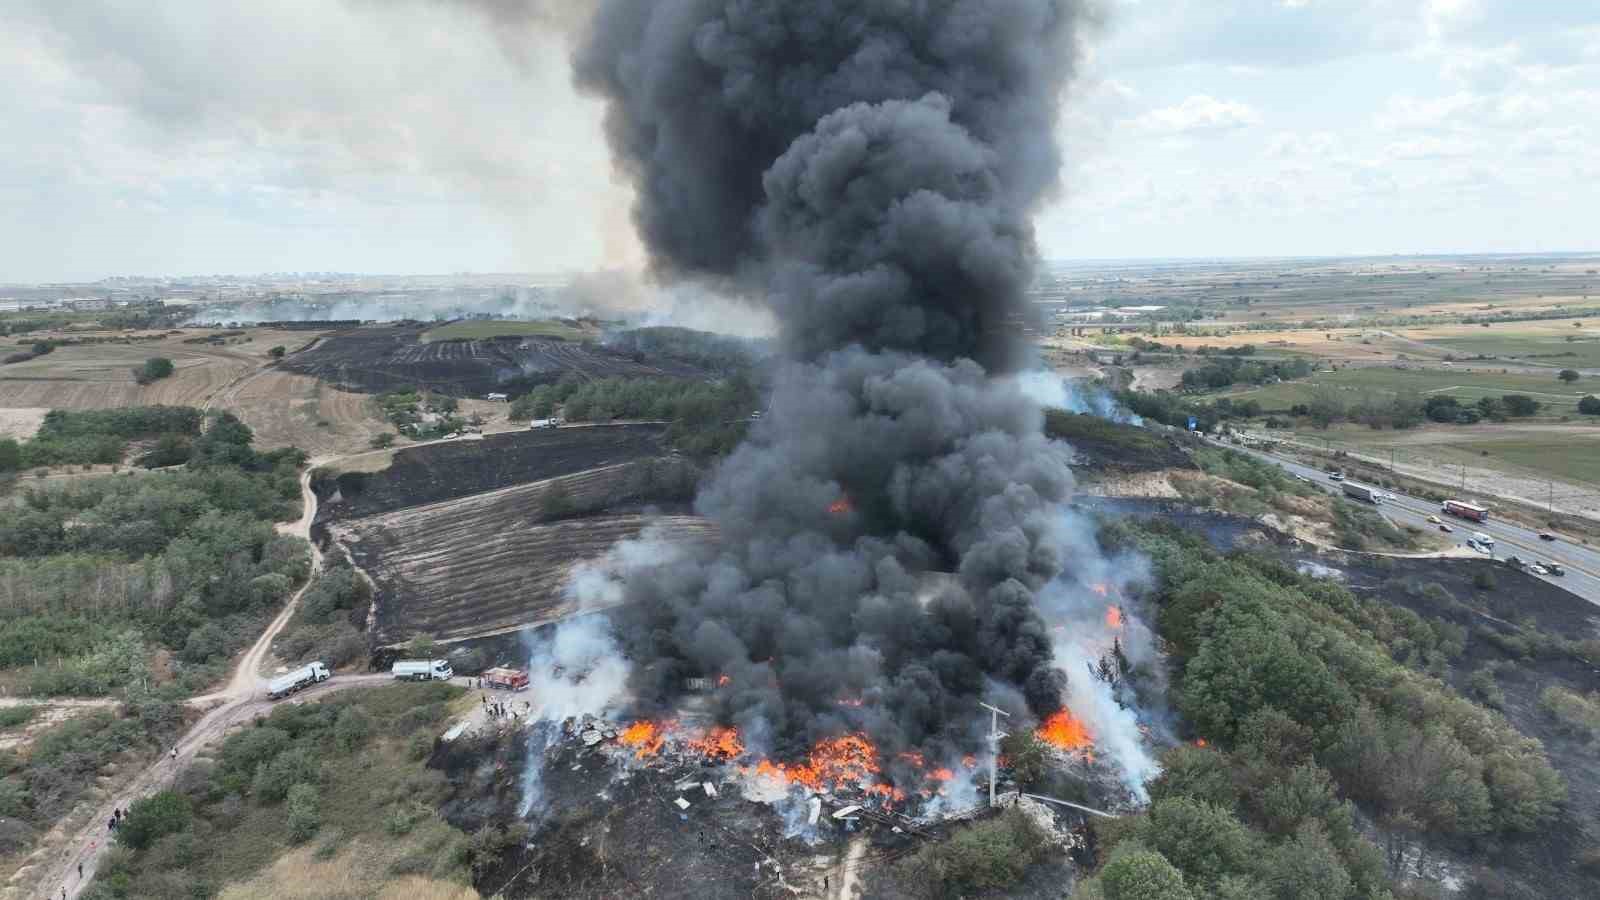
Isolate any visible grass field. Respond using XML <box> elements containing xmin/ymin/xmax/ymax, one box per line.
<box><xmin>420</xmin><ymin>319</ymin><xmax>593</xmax><ymax>342</ymax></box>
<box><xmin>1413</xmin><ymin>332</ymin><xmax>1600</xmax><ymax>368</ymax></box>
<box><xmin>1222</xmin><ymin>367</ymin><xmax>1595</xmax><ymax>414</ymax></box>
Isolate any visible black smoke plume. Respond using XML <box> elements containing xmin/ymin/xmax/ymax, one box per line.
<box><xmin>575</xmin><ymin>1</ymin><xmax>1097</xmax><ymax>763</ymax></box>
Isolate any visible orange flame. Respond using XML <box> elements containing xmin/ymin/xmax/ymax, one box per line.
<box><xmin>619</xmin><ymin>720</ymin><xmax>668</xmax><ymax>759</ymax></box>
<box><xmin>1195</xmin><ymin>738</ymin><xmax>1208</xmax><ymax>748</ymax></box>
<box><xmin>687</xmin><ymin>726</ymin><xmax>745</xmax><ymax>761</ymax></box>
<box><xmin>897</xmin><ymin>750</ymin><xmax>926</xmax><ymax>768</ymax></box>
<box><xmin>961</xmin><ymin>754</ymin><xmax>978</xmax><ymax>769</ymax></box>
<box><xmin>1090</xmin><ymin>583</ymin><xmax>1111</xmax><ymax>597</ymax></box>
<box><xmin>929</xmin><ymin>767</ymin><xmax>954</xmax><ymax>782</ymax></box>
<box><xmin>716</xmin><ymin>674</ymin><xmax>732</xmax><ymax>687</ymax></box>
<box><xmin>1036</xmin><ymin>709</ymin><xmax>1093</xmax><ymax>751</ymax></box>
<box><xmin>1106</xmin><ymin>605</ymin><xmax>1124</xmax><ymax>629</ymax></box>
<box><xmin>828</xmin><ymin>496</ymin><xmax>853</xmax><ymax>515</ymax></box>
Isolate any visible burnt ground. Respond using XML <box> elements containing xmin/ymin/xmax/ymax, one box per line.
<box><xmin>277</xmin><ymin>323</ymin><xmax>711</xmax><ymax>397</ymax></box>
<box><xmin>1044</xmin><ymin>411</ymin><xmax>1200</xmax><ymax>474</ymax></box>
<box><xmin>432</xmin><ymin>723</ymin><xmax>1083</xmax><ymax>900</ymax></box>
<box><xmin>314</xmin><ymin>424</ymin><xmax>672</xmax><ymax>524</ymax></box>
<box><xmin>434</xmin><ymin>726</ymin><xmax>887</xmax><ymax>900</ymax></box>
<box><xmin>1332</xmin><ymin>554</ymin><xmax>1600</xmax><ymax>899</ymax></box>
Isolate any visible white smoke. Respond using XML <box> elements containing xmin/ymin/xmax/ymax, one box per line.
<box><xmin>1007</xmin><ymin>369</ymin><xmax>1143</xmax><ymax>424</ymax></box>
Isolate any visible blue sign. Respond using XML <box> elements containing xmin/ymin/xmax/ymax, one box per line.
<box><xmin>1187</xmin><ymin>416</ymin><xmax>1198</xmax><ymax>431</ymax></box>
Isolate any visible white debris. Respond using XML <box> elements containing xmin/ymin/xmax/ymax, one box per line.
<box><xmin>581</xmin><ymin>729</ymin><xmax>603</xmax><ymax>746</ymax></box>
<box><xmin>441</xmin><ymin>721</ymin><xmax>470</xmax><ymax>742</ymax></box>
<box><xmin>674</xmin><ymin>797</ymin><xmax>691</xmax><ymax>810</ymax></box>
<box><xmin>703</xmin><ymin>782</ymin><xmax>719</xmax><ymax>798</ymax></box>
<box><xmin>832</xmin><ymin>805</ymin><xmax>862</xmax><ymax>820</ymax></box>
<box><xmin>807</xmin><ymin>797</ymin><xmax>822</xmax><ymax>826</ymax></box>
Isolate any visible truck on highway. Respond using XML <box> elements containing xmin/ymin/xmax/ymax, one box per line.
<box><xmin>1442</xmin><ymin>499</ymin><xmax>1489</xmax><ymax>523</ymax></box>
<box><xmin>392</xmin><ymin>659</ymin><xmax>454</xmax><ymax>682</ymax></box>
<box><xmin>1472</xmin><ymin>531</ymin><xmax>1494</xmax><ymax>550</ymax></box>
<box><xmin>1341</xmin><ymin>482</ymin><xmax>1381</xmax><ymax>503</ymax></box>
<box><xmin>482</xmin><ymin>667</ymin><xmax>530</xmax><ymax>690</ymax></box>
<box><xmin>268</xmin><ymin>662</ymin><xmax>330</xmax><ymax>700</ymax></box>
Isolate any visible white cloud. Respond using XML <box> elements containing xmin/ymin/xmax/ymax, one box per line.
<box><xmin>1130</xmin><ymin>95</ymin><xmax>1262</xmax><ymax>135</ymax></box>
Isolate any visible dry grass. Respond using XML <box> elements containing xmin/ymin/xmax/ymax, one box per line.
<box><xmin>225</xmin><ymin>369</ymin><xmax>390</xmax><ymax>457</ymax></box>
<box><xmin>0</xmin><ymin>407</ymin><xmax>48</xmax><ymax>441</ymax></box>
<box><xmin>218</xmin><ymin>842</ymin><xmax>480</xmax><ymax>900</ymax></box>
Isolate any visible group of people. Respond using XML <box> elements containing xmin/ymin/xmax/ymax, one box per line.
<box><xmin>105</xmin><ymin>806</ymin><xmax>127</xmax><ymax>833</ymax></box>
<box><xmin>481</xmin><ymin>694</ymin><xmax>527</xmax><ymax>721</ymax></box>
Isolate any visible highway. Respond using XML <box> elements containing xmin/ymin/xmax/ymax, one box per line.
<box><xmin>1219</xmin><ymin>440</ymin><xmax>1600</xmax><ymax>606</ymax></box>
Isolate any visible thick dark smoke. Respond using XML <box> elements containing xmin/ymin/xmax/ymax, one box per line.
<box><xmin>574</xmin><ymin>1</ymin><xmax>1097</xmax><ymax>763</ymax></box>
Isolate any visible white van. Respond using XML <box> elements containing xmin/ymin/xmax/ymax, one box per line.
<box><xmin>1472</xmin><ymin>532</ymin><xmax>1494</xmax><ymax>549</ymax></box>
<box><xmin>391</xmin><ymin>659</ymin><xmax>453</xmax><ymax>682</ymax></box>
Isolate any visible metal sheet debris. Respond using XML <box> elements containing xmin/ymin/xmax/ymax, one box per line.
<box><xmin>674</xmin><ymin>797</ymin><xmax>691</xmax><ymax>810</ymax></box>
<box><xmin>832</xmin><ymin>805</ymin><xmax>862</xmax><ymax>819</ymax></box>
<box><xmin>703</xmin><ymin>782</ymin><xmax>719</xmax><ymax>798</ymax></box>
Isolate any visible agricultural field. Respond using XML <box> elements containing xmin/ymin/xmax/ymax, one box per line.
<box><xmin>221</xmin><ymin>369</ymin><xmax>392</xmax><ymax>459</ymax></box>
<box><xmin>1218</xmin><ymin>366</ymin><xmax>1595</xmax><ymax>415</ymax></box>
<box><xmin>420</xmin><ymin>318</ymin><xmax>596</xmax><ymax>342</ymax></box>
<box><xmin>1400</xmin><ymin>319</ymin><xmax>1600</xmax><ymax>369</ymax></box>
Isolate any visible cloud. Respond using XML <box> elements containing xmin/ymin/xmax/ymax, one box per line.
<box><xmin>1131</xmin><ymin>95</ymin><xmax>1261</xmax><ymax>135</ymax></box>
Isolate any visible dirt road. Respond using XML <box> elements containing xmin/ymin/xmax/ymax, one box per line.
<box><xmin>29</xmin><ymin>464</ymin><xmax>350</xmax><ymax>900</ymax></box>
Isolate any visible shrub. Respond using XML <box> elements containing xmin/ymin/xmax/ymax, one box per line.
<box><xmin>369</xmin><ymin>432</ymin><xmax>396</xmax><ymax>449</ymax></box>
<box><xmin>286</xmin><ymin>782</ymin><xmax>321</xmax><ymax>844</ymax></box>
<box><xmin>334</xmin><ymin>707</ymin><xmax>373</xmax><ymax>752</ymax></box>
<box><xmin>268</xmin><ymin>346</ymin><xmax>286</xmax><ymax>359</ymax></box>
<box><xmin>134</xmin><ymin>357</ymin><xmax>175</xmax><ymax>385</ymax></box>
<box><xmin>1473</xmin><ymin>570</ymin><xmax>1497</xmax><ymax>591</ymax></box>
<box><xmin>1096</xmin><ymin>846</ymin><xmax>1195</xmax><ymax>900</ymax></box>
<box><xmin>1540</xmin><ymin>686</ymin><xmax>1600</xmax><ymax>740</ymax></box>
<box><xmin>1579</xmin><ymin>395</ymin><xmax>1600</xmax><ymax>416</ymax></box>
<box><xmin>116</xmin><ymin>791</ymin><xmax>192</xmax><ymax>850</ymax></box>
<box><xmin>902</xmin><ymin>808</ymin><xmax>1048</xmax><ymax>897</ymax></box>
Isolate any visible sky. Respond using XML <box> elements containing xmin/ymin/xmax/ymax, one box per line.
<box><xmin>2</xmin><ymin>0</ymin><xmax>1597</xmax><ymax>282</ymax></box>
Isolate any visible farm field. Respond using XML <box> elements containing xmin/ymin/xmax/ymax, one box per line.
<box><xmin>420</xmin><ymin>318</ymin><xmax>596</xmax><ymax>342</ymax></box>
<box><xmin>1219</xmin><ymin>366</ymin><xmax>1595</xmax><ymax>414</ymax></box>
<box><xmin>1279</xmin><ymin>423</ymin><xmax>1600</xmax><ymax>488</ymax></box>
<box><xmin>1406</xmin><ymin>324</ymin><xmax>1600</xmax><ymax>368</ymax></box>
<box><xmin>222</xmin><ymin>369</ymin><xmax>392</xmax><ymax>458</ymax></box>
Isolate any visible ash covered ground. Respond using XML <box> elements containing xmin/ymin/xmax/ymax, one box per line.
<box><xmin>279</xmin><ymin>323</ymin><xmax>712</xmax><ymax>397</ymax></box>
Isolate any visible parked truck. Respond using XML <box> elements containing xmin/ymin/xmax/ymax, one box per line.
<box><xmin>268</xmin><ymin>662</ymin><xmax>330</xmax><ymax>700</ymax></box>
<box><xmin>392</xmin><ymin>659</ymin><xmax>453</xmax><ymax>682</ymax></box>
<box><xmin>482</xmin><ymin>667</ymin><xmax>530</xmax><ymax>691</ymax></box>
<box><xmin>1341</xmin><ymin>482</ymin><xmax>1381</xmax><ymax>503</ymax></box>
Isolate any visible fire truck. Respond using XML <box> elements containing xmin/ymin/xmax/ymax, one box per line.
<box><xmin>482</xmin><ymin>667</ymin><xmax>530</xmax><ymax>691</ymax></box>
<box><xmin>1442</xmin><ymin>499</ymin><xmax>1489</xmax><ymax>523</ymax></box>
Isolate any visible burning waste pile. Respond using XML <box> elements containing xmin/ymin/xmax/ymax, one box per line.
<box><xmin>505</xmin><ymin>0</ymin><xmax>1168</xmax><ymax>838</ymax></box>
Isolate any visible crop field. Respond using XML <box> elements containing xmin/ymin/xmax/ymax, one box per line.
<box><xmin>1279</xmin><ymin>422</ymin><xmax>1600</xmax><ymax>490</ymax></box>
<box><xmin>223</xmin><ymin>369</ymin><xmax>392</xmax><ymax>458</ymax></box>
<box><xmin>279</xmin><ymin>323</ymin><xmax>711</xmax><ymax>397</ymax></box>
<box><xmin>1404</xmin><ymin>322</ymin><xmax>1600</xmax><ymax>369</ymax></box>
<box><xmin>336</xmin><ymin>470</ymin><xmax>717</xmax><ymax>644</ymax></box>
<box><xmin>1222</xmin><ymin>367</ymin><xmax>1594</xmax><ymax>414</ymax></box>
<box><xmin>420</xmin><ymin>318</ymin><xmax>596</xmax><ymax>342</ymax></box>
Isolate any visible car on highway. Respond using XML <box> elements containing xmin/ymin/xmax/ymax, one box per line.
<box><xmin>1439</xmin><ymin>523</ymin><xmax>1453</xmax><ymax>533</ymax></box>
<box><xmin>1530</xmin><ymin>563</ymin><xmax>1549</xmax><ymax>576</ymax></box>
<box><xmin>1547</xmin><ymin>563</ymin><xmax>1566</xmax><ymax>577</ymax></box>
<box><xmin>1427</xmin><ymin>515</ymin><xmax>1441</xmax><ymax>524</ymax></box>
<box><xmin>1328</xmin><ymin>472</ymin><xmax>1344</xmax><ymax>482</ymax></box>
<box><xmin>1539</xmin><ymin>532</ymin><xmax>1556</xmax><ymax>542</ymax></box>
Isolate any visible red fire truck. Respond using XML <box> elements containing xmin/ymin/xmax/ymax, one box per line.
<box><xmin>482</xmin><ymin>667</ymin><xmax>530</xmax><ymax>691</ymax></box>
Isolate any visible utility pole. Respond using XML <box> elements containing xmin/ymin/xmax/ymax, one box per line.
<box><xmin>979</xmin><ymin>702</ymin><xmax>1011</xmax><ymax>808</ymax></box>
<box><xmin>1549</xmin><ymin>480</ymin><xmax>1554</xmax><ymax>517</ymax></box>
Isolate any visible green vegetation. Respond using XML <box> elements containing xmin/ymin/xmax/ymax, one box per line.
<box><xmin>421</xmin><ymin>318</ymin><xmax>591</xmax><ymax>342</ymax></box>
<box><xmin>377</xmin><ymin>390</ymin><xmax>464</xmax><ymax>440</ymax></box>
<box><xmin>1181</xmin><ymin>355</ymin><xmax>1314</xmax><ymax>391</ymax></box>
<box><xmin>1330</xmin><ymin>498</ymin><xmax>1417</xmax><ymax>552</ymax></box>
<box><xmin>1043</xmin><ymin>409</ymin><xmax>1176</xmax><ymax>459</ymax></box>
<box><xmin>512</xmin><ymin>374</ymin><xmax>760</xmax><ymax>456</ymax></box>
<box><xmin>0</xmin><ymin>706</ymin><xmax>37</xmax><ymax>729</ymax></box>
<box><xmin>607</xmin><ymin>326</ymin><xmax>761</xmax><ymax>375</ymax></box>
<box><xmin>268</xmin><ymin>345</ymin><xmax>286</xmax><ymax>359</ymax></box>
<box><xmin>86</xmin><ymin>684</ymin><xmax>474</xmax><ymax>899</ymax></box>
<box><xmin>270</xmin><ymin>556</ymin><xmax>370</xmax><ymax>668</ymax></box>
<box><xmin>1217</xmin><ymin>367</ymin><xmax>1588</xmax><ymax>418</ymax></box>
<box><xmin>1420</xmin><ymin>334</ymin><xmax>1600</xmax><ymax>369</ymax></box>
<box><xmin>133</xmin><ymin>356</ymin><xmax>175</xmax><ymax>385</ymax></box>
<box><xmin>1580</xmin><ymin>395</ymin><xmax>1600</xmax><ymax>415</ymax></box>
<box><xmin>0</xmin><ymin>701</ymin><xmax>186</xmax><ymax>858</ymax></box>
<box><xmin>1559</xmin><ymin>369</ymin><xmax>1581</xmax><ymax>383</ymax></box>
<box><xmin>7</xmin><ymin>406</ymin><xmax>202</xmax><ymax>469</ymax></box>
<box><xmin>896</xmin><ymin>808</ymin><xmax>1049</xmax><ymax>898</ymax></box>
<box><xmin>1540</xmin><ymin>686</ymin><xmax>1600</xmax><ymax>742</ymax></box>
<box><xmin>1073</xmin><ymin>520</ymin><xmax>1566</xmax><ymax>899</ymax></box>
<box><xmin>0</xmin><ymin>411</ymin><xmax>308</xmax><ymax>697</ymax></box>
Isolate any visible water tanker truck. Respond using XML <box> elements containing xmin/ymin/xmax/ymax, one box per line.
<box><xmin>392</xmin><ymin>659</ymin><xmax>454</xmax><ymax>682</ymax></box>
<box><xmin>1341</xmin><ymin>482</ymin><xmax>1381</xmax><ymax>503</ymax></box>
<box><xmin>267</xmin><ymin>662</ymin><xmax>330</xmax><ymax>700</ymax></box>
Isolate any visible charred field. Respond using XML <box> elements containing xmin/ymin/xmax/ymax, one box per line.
<box><xmin>277</xmin><ymin>322</ymin><xmax>713</xmax><ymax>397</ymax></box>
<box><xmin>316</xmin><ymin>425</ymin><xmax>716</xmax><ymax>647</ymax></box>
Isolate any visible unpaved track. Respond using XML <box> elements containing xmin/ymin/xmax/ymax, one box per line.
<box><xmin>31</xmin><ymin>464</ymin><xmax>364</xmax><ymax>900</ymax></box>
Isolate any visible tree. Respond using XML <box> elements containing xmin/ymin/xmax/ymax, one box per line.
<box><xmin>268</xmin><ymin>345</ymin><xmax>286</xmax><ymax>359</ymax></box>
<box><xmin>407</xmin><ymin>633</ymin><xmax>436</xmax><ymax>659</ymax></box>
<box><xmin>1558</xmin><ymin>369</ymin><xmax>1581</xmax><ymax>383</ymax></box>
<box><xmin>334</xmin><ymin>707</ymin><xmax>373</xmax><ymax>752</ymax></box>
<box><xmin>116</xmin><ymin>790</ymin><xmax>192</xmax><ymax>850</ymax></box>
<box><xmin>0</xmin><ymin>438</ymin><xmax>20</xmax><ymax>473</ymax></box>
<box><xmin>1000</xmin><ymin>730</ymin><xmax>1050</xmax><ymax>788</ymax></box>
<box><xmin>1098</xmin><ymin>848</ymin><xmax>1195</xmax><ymax>900</ymax></box>
<box><xmin>369</xmin><ymin>432</ymin><xmax>396</xmax><ymax>449</ymax></box>
<box><xmin>1499</xmin><ymin>394</ymin><xmax>1541</xmax><ymax>417</ymax></box>
<box><xmin>134</xmin><ymin>357</ymin><xmax>175</xmax><ymax>384</ymax></box>
<box><xmin>1579</xmin><ymin>395</ymin><xmax>1600</xmax><ymax>416</ymax></box>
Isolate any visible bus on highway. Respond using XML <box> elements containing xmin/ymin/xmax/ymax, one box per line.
<box><xmin>1442</xmin><ymin>500</ymin><xmax>1488</xmax><ymax>522</ymax></box>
